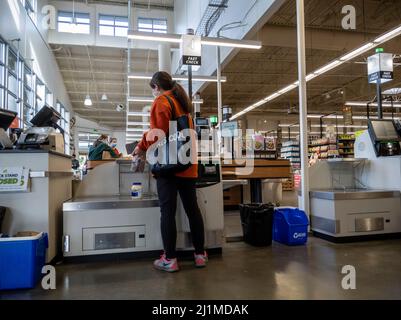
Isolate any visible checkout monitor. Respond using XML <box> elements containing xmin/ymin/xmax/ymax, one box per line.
<box><xmin>0</xmin><ymin>108</ymin><xmax>17</xmax><ymax>131</ymax></box>
<box><xmin>368</xmin><ymin>119</ymin><xmax>401</xmax><ymax>142</ymax></box>
<box><xmin>31</xmin><ymin>106</ymin><xmax>61</xmax><ymax>128</ymax></box>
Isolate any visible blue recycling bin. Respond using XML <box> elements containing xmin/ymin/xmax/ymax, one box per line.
<box><xmin>0</xmin><ymin>232</ymin><xmax>48</xmax><ymax>290</ymax></box>
<box><xmin>273</xmin><ymin>208</ymin><xmax>309</xmax><ymax>245</ymax></box>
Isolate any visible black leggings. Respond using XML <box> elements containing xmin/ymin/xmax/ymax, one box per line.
<box><xmin>156</xmin><ymin>176</ymin><xmax>205</xmax><ymax>259</ymax></box>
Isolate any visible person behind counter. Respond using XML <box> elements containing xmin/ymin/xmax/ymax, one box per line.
<box><xmin>109</xmin><ymin>137</ymin><xmax>122</xmax><ymax>158</ymax></box>
<box><xmin>88</xmin><ymin>134</ymin><xmax>118</xmax><ymax>161</ymax></box>
<box><xmin>71</xmin><ymin>153</ymin><xmax>80</xmax><ymax>170</ymax></box>
<box><xmin>133</xmin><ymin>71</ymin><xmax>206</xmax><ymax>273</ymax></box>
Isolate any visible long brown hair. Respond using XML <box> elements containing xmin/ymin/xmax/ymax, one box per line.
<box><xmin>93</xmin><ymin>134</ymin><xmax>108</xmax><ymax>147</ymax></box>
<box><xmin>150</xmin><ymin>71</ymin><xmax>192</xmax><ymax>113</ymax></box>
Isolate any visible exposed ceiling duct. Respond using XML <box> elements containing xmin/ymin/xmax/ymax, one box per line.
<box><xmin>196</xmin><ymin>0</ymin><xmax>229</xmax><ymax>37</ymax></box>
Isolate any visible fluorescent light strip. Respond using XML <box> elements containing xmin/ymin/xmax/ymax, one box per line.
<box><xmin>340</xmin><ymin>43</ymin><xmax>375</xmax><ymax>61</ymax></box>
<box><xmin>128</xmin><ymin>97</ymin><xmax>154</xmax><ymax>103</ymax></box>
<box><xmin>128</xmin><ymin>31</ymin><xmax>181</xmax><ymax>43</ymax></box>
<box><xmin>127</xmin><ymin>122</ymin><xmax>150</xmax><ymax>126</ymax></box>
<box><xmin>128</xmin><ymin>112</ymin><xmax>151</xmax><ymax>117</ymax></box>
<box><xmin>374</xmin><ymin>25</ymin><xmax>401</xmax><ymax>43</ymax></box>
<box><xmin>128</xmin><ymin>97</ymin><xmax>203</xmax><ymax>104</ymax></box>
<box><xmin>126</xmin><ymin>135</ymin><xmax>143</xmax><ymax>138</ymax></box>
<box><xmin>128</xmin><ymin>31</ymin><xmax>262</xmax><ymax>49</ymax></box>
<box><xmin>313</xmin><ymin>60</ymin><xmax>342</xmax><ymax>75</ymax></box>
<box><xmin>128</xmin><ymin>73</ymin><xmax>227</xmax><ymax>83</ymax></box>
<box><xmin>126</xmin><ymin>128</ymin><xmax>146</xmax><ymax>132</ymax></box>
<box><xmin>230</xmin><ymin>23</ymin><xmax>401</xmax><ymax>121</ymax></box>
<box><xmin>345</xmin><ymin>101</ymin><xmax>401</xmax><ymax>108</ymax></box>
<box><xmin>200</xmin><ymin>38</ymin><xmax>262</xmax><ymax>49</ymax></box>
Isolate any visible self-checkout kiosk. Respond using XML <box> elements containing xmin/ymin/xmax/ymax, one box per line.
<box><xmin>62</xmin><ymin>118</ymin><xmax>224</xmax><ymax>259</ymax></box>
<box><xmin>308</xmin><ymin>119</ymin><xmax>401</xmax><ymax>242</ymax></box>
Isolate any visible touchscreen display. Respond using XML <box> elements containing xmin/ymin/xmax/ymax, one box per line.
<box><xmin>370</xmin><ymin>120</ymin><xmax>399</xmax><ymax>141</ymax></box>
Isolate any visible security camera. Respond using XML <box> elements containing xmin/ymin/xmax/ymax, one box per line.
<box><xmin>116</xmin><ymin>104</ymin><xmax>125</xmax><ymax>112</ymax></box>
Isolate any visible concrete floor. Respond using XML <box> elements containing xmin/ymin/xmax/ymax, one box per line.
<box><xmin>2</xmin><ymin>192</ymin><xmax>401</xmax><ymax>300</ymax></box>
<box><xmin>1</xmin><ymin>237</ymin><xmax>401</xmax><ymax>300</ymax></box>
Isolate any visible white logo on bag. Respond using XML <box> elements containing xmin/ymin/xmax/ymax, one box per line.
<box><xmin>293</xmin><ymin>232</ymin><xmax>306</xmax><ymax>239</ymax></box>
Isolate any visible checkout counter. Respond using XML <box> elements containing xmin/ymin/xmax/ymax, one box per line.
<box><xmin>308</xmin><ymin>119</ymin><xmax>401</xmax><ymax>242</ymax></box>
<box><xmin>63</xmin><ymin>157</ymin><xmax>224</xmax><ymax>260</ymax></box>
<box><xmin>0</xmin><ymin>107</ymin><xmax>72</xmax><ymax>262</ymax></box>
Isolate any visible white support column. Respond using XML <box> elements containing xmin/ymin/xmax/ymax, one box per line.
<box><xmin>296</xmin><ymin>0</ymin><xmax>310</xmax><ymax>215</ymax></box>
<box><xmin>158</xmin><ymin>44</ymin><xmax>172</xmax><ymax>73</ymax></box>
<box><xmin>126</xmin><ymin>0</ymin><xmax>132</xmax><ymax>127</ymax></box>
<box><xmin>216</xmin><ymin>46</ymin><xmax>223</xmax><ymax>125</ymax></box>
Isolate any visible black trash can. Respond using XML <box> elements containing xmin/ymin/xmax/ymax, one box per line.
<box><xmin>239</xmin><ymin>203</ymin><xmax>275</xmax><ymax>246</ymax></box>
<box><xmin>0</xmin><ymin>206</ymin><xmax>5</xmax><ymax>233</ymax></box>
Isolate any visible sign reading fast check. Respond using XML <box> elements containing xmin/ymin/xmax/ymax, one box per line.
<box><xmin>0</xmin><ymin>167</ymin><xmax>29</xmax><ymax>192</ymax></box>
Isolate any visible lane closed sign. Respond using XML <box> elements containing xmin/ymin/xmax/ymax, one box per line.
<box><xmin>0</xmin><ymin>167</ymin><xmax>29</xmax><ymax>192</ymax></box>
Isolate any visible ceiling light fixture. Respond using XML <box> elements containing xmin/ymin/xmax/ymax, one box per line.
<box><xmin>230</xmin><ymin>23</ymin><xmax>401</xmax><ymax>121</ymax></box>
<box><xmin>127</xmin><ymin>97</ymin><xmax>154</xmax><ymax>103</ymax></box>
<box><xmin>127</xmin><ymin>112</ymin><xmax>151</xmax><ymax>117</ymax></box>
<box><xmin>126</xmin><ymin>128</ymin><xmax>146</xmax><ymax>132</ymax></box>
<box><xmin>127</xmin><ymin>122</ymin><xmax>150</xmax><ymax>126</ymax></box>
<box><xmin>128</xmin><ymin>73</ymin><xmax>227</xmax><ymax>83</ymax></box>
<box><xmin>84</xmin><ymin>83</ymin><xmax>92</xmax><ymax>107</ymax></box>
<box><xmin>127</xmin><ymin>31</ymin><xmax>262</xmax><ymax>49</ymax></box>
<box><xmin>345</xmin><ymin>101</ymin><xmax>401</xmax><ymax>108</ymax></box>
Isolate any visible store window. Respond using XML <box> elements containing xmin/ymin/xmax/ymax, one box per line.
<box><xmin>58</xmin><ymin>11</ymin><xmax>90</xmax><ymax>34</ymax></box>
<box><xmin>23</xmin><ymin>65</ymin><xmax>35</xmax><ymax>126</ymax></box>
<box><xmin>36</xmin><ymin>78</ymin><xmax>45</xmax><ymax>112</ymax></box>
<box><xmin>99</xmin><ymin>15</ymin><xmax>129</xmax><ymax>37</ymax></box>
<box><xmin>5</xmin><ymin>47</ymin><xmax>22</xmax><ymax>118</ymax></box>
<box><xmin>45</xmin><ymin>88</ymin><xmax>53</xmax><ymax>107</ymax></box>
<box><xmin>0</xmin><ymin>39</ymin><xmax>5</xmax><ymax>109</ymax></box>
<box><xmin>57</xmin><ymin>101</ymin><xmax>71</xmax><ymax>155</ymax></box>
<box><xmin>78</xmin><ymin>132</ymin><xmax>100</xmax><ymax>150</ymax></box>
<box><xmin>137</xmin><ymin>17</ymin><xmax>167</xmax><ymax>34</ymax></box>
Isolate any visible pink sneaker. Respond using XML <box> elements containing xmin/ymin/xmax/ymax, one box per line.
<box><xmin>154</xmin><ymin>254</ymin><xmax>179</xmax><ymax>273</ymax></box>
<box><xmin>194</xmin><ymin>251</ymin><xmax>208</xmax><ymax>268</ymax></box>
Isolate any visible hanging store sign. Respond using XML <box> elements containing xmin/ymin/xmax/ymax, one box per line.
<box><xmin>343</xmin><ymin>106</ymin><xmax>353</xmax><ymax>125</ymax></box>
<box><xmin>180</xmin><ymin>34</ymin><xmax>202</xmax><ymax>66</ymax></box>
<box><xmin>0</xmin><ymin>167</ymin><xmax>29</xmax><ymax>192</ymax></box>
<box><xmin>367</xmin><ymin>52</ymin><xmax>393</xmax><ymax>84</ymax></box>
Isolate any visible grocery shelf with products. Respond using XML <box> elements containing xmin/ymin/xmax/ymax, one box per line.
<box><xmin>337</xmin><ymin>134</ymin><xmax>356</xmax><ymax>158</ymax></box>
<box><xmin>308</xmin><ymin>137</ymin><xmax>340</xmax><ymax>160</ymax></box>
<box><xmin>280</xmin><ymin>140</ymin><xmax>300</xmax><ymax>191</ymax></box>
<box><xmin>281</xmin><ymin>140</ymin><xmax>301</xmax><ymax>170</ymax></box>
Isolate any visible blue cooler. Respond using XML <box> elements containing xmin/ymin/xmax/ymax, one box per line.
<box><xmin>0</xmin><ymin>232</ymin><xmax>48</xmax><ymax>290</ymax></box>
<box><xmin>273</xmin><ymin>208</ymin><xmax>309</xmax><ymax>245</ymax></box>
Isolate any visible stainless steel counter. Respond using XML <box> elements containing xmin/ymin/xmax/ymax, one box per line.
<box><xmin>310</xmin><ymin>189</ymin><xmax>400</xmax><ymax>200</ymax></box>
<box><xmin>63</xmin><ymin>194</ymin><xmax>159</xmax><ymax>212</ymax></box>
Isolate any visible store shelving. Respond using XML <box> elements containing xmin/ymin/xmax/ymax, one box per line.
<box><xmin>308</xmin><ymin>137</ymin><xmax>339</xmax><ymax>160</ymax></box>
<box><xmin>337</xmin><ymin>134</ymin><xmax>355</xmax><ymax>159</ymax></box>
<box><xmin>281</xmin><ymin>140</ymin><xmax>300</xmax><ymax>191</ymax></box>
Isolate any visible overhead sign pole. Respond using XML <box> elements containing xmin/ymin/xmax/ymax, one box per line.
<box><xmin>180</xmin><ymin>29</ymin><xmax>202</xmax><ymax>112</ymax></box>
<box><xmin>368</xmin><ymin>48</ymin><xmax>394</xmax><ymax>120</ymax></box>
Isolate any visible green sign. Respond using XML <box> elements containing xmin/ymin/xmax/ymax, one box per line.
<box><xmin>0</xmin><ymin>167</ymin><xmax>29</xmax><ymax>192</ymax></box>
<box><xmin>209</xmin><ymin>115</ymin><xmax>218</xmax><ymax>125</ymax></box>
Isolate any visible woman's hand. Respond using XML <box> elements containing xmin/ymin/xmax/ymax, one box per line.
<box><xmin>133</xmin><ymin>146</ymin><xmax>146</xmax><ymax>159</ymax></box>
<box><xmin>132</xmin><ymin>146</ymin><xmax>146</xmax><ymax>173</ymax></box>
